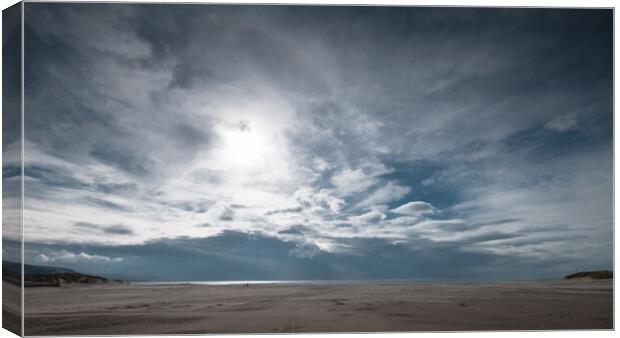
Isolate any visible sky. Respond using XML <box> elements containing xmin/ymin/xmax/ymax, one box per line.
<box><xmin>3</xmin><ymin>4</ymin><xmax>613</xmax><ymax>281</ymax></box>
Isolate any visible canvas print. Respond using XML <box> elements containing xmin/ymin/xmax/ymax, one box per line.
<box><xmin>2</xmin><ymin>2</ymin><xmax>613</xmax><ymax>336</ymax></box>
<box><xmin>3</xmin><ymin>2</ymin><xmax>23</xmax><ymax>335</ymax></box>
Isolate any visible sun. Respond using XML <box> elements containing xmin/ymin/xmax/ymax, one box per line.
<box><xmin>195</xmin><ymin>115</ymin><xmax>293</xmax><ymax>188</ymax></box>
<box><xmin>221</xmin><ymin>125</ymin><xmax>266</xmax><ymax>169</ymax></box>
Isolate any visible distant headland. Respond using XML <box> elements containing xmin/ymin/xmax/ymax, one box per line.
<box><xmin>2</xmin><ymin>261</ymin><xmax>124</xmax><ymax>287</ymax></box>
<box><xmin>564</xmin><ymin>271</ymin><xmax>613</xmax><ymax>280</ymax></box>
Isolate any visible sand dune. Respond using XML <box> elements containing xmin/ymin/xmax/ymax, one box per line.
<box><xmin>22</xmin><ymin>279</ymin><xmax>612</xmax><ymax>335</ymax></box>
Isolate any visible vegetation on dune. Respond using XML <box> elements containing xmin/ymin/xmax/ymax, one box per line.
<box><xmin>2</xmin><ymin>261</ymin><xmax>125</xmax><ymax>287</ymax></box>
<box><xmin>564</xmin><ymin>271</ymin><xmax>613</xmax><ymax>280</ymax></box>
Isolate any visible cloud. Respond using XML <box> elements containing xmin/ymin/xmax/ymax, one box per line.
<box><xmin>356</xmin><ymin>182</ymin><xmax>410</xmax><ymax>208</ymax></box>
<box><xmin>471</xmin><ymin>218</ymin><xmax>521</xmax><ymax>228</ymax></box>
<box><xmin>389</xmin><ymin>216</ymin><xmax>421</xmax><ymax>227</ymax></box>
<box><xmin>265</xmin><ymin>207</ymin><xmax>303</xmax><ymax>216</ymax></box>
<box><xmin>415</xmin><ymin>219</ymin><xmax>469</xmax><ymax>233</ymax></box>
<box><xmin>544</xmin><ymin>112</ymin><xmax>578</xmax><ymax>132</ymax></box>
<box><xmin>102</xmin><ymin>224</ymin><xmax>134</xmax><ymax>236</ymax></box>
<box><xmin>23</xmin><ymin>231</ymin><xmax>591</xmax><ymax>281</ymax></box>
<box><xmin>349</xmin><ymin>210</ymin><xmax>387</xmax><ymax>225</ymax></box>
<box><xmin>294</xmin><ymin>186</ymin><xmax>345</xmax><ymax>214</ymax></box>
<box><xmin>391</xmin><ymin>201</ymin><xmax>436</xmax><ymax>216</ymax></box>
<box><xmin>206</xmin><ymin>203</ymin><xmax>235</xmax><ymax>222</ymax></box>
<box><xmin>85</xmin><ymin>197</ymin><xmax>132</xmax><ymax>212</ymax></box>
<box><xmin>35</xmin><ymin>250</ymin><xmax>123</xmax><ymax>264</ymax></box>
<box><xmin>235</xmin><ymin>120</ymin><xmax>251</xmax><ymax>132</ymax></box>
<box><xmin>73</xmin><ymin>222</ymin><xmax>134</xmax><ymax>236</ymax></box>
<box><xmin>19</xmin><ymin>5</ymin><xmax>612</xmax><ymax>279</ymax></box>
<box><xmin>331</xmin><ymin>168</ymin><xmax>377</xmax><ymax>195</ymax></box>
<box><xmin>289</xmin><ymin>242</ymin><xmax>322</xmax><ymax>258</ymax></box>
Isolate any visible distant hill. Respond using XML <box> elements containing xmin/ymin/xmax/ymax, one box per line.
<box><xmin>2</xmin><ymin>261</ymin><xmax>125</xmax><ymax>287</ymax></box>
<box><xmin>565</xmin><ymin>271</ymin><xmax>613</xmax><ymax>280</ymax></box>
<box><xmin>3</xmin><ymin>261</ymin><xmax>75</xmax><ymax>275</ymax></box>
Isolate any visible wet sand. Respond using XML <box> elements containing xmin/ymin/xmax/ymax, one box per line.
<box><xmin>22</xmin><ymin>279</ymin><xmax>612</xmax><ymax>335</ymax></box>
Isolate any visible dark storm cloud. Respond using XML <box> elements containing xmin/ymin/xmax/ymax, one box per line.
<box><xmin>26</xmin><ymin>227</ymin><xmax>590</xmax><ymax>280</ymax></box>
<box><xmin>23</xmin><ymin>231</ymin><xmax>564</xmax><ymax>281</ymax></box>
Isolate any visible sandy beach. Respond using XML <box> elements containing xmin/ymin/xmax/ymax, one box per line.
<box><xmin>3</xmin><ymin>281</ymin><xmax>21</xmax><ymax>335</ymax></box>
<box><xmin>20</xmin><ymin>279</ymin><xmax>612</xmax><ymax>335</ymax></box>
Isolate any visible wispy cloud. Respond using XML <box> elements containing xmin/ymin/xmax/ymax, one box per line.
<box><xmin>391</xmin><ymin>201</ymin><xmax>436</xmax><ymax>217</ymax></box>
<box><xmin>544</xmin><ymin>112</ymin><xmax>579</xmax><ymax>132</ymax></box>
<box><xmin>35</xmin><ymin>250</ymin><xmax>124</xmax><ymax>264</ymax></box>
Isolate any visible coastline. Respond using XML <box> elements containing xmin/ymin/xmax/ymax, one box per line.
<box><xmin>128</xmin><ymin>277</ymin><xmax>590</xmax><ymax>286</ymax></box>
